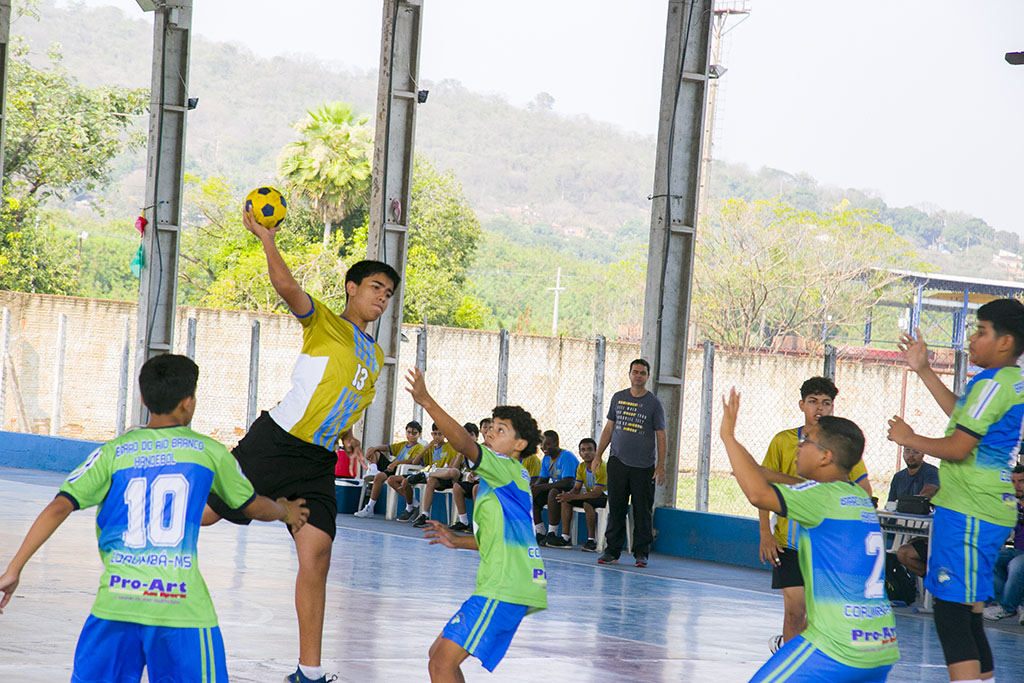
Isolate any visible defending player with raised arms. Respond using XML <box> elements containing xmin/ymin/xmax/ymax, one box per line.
<box><xmin>405</xmin><ymin>367</ymin><xmax>547</xmax><ymax>682</ymax></box>
<box><xmin>721</xmin><ymin>388</ymin><xmax>899</xmax><ymax>683</ymax></box>
<box><xmin>887</xmin><ymin>299</ymin><xmax>1024</xmax><ymax>683</ymax></box>
<box><xmin>202</xmin><ymin>207</ymin><xmax>400</xmax><ymax>683</ymax></box>
<box><xmin>0</xmin><ymin>354</ymin><xmax>308</xmax><ymax>682</ymax></box>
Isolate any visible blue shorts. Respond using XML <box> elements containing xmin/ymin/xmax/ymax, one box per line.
<box><xmin>924</xmin><ymin>505</ymin><xmax>1011</xmax><ymax>603</ymax></box>
<box><xmin>749</xmin><ymin>636</ymin><xmax>893</xmax><ymax>683</ymax></box>
<box><xmin>72</xmin><ymin>614</ymin><xmax>228</xmax><ymax>683</ymax></box>
<box><xmin>441</xmin><ymin>596</ymin><xmax>528</xmax><ymax>672</ymax></box>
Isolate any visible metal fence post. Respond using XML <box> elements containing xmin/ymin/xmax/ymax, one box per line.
<box><xmin>591</xmin><ymin>335</ymin><xmax>606</xmax><ymax>438</ymax></box>
<box><xmin>414</xmin><ymin>325</ymin><xmax>427</xmax><ymax>424</ymax></box>
<box><xmin>246</xmin><ymin>320</ymin><xmax>260</xmax><ymax>430</ymax></box>
<box><xmin>497</xmin><ymin>329</ymin><xmax>510</xmax><ymax>406</ymax></box>
<box><xmin>823</xmin><ymin>343</ymin><xmax>837</xmax><ymax>381</ymax></box>
<box><xmin>695</xmin><ymin>341</ymin><xmax>715</xmax><ymax>512</ymax></box>
<box><xmin>953</xmin><ymin>348</ymin><xmax>968</xmax><ymax>397</ymax></box>
<box><xmin>185</xmin><ymin>317</ymin><xmax>197</xmax><ymax>359</ymax></box>
<box><xmin>0</xmin><ymin>307</ymin><xmax>9</xmax><ymax>428</ymax></box>
<box><xmin>116</xmin><ymin>315</ymin><xmax>131</xmax><ymax>435</ymax></box>
<box><xmin>50</xmin><ymin>313</ymin><xmax>67</xmax><ymax>436</ymax></box>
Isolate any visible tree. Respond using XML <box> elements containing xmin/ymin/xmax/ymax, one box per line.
<box><xmin>401</xmin><ymin>157</ymin><xmax>488</xmax><ymax>326</ymax></box>
<box><xmin>0</xmin><ymin>42</ymin><xmax>147</xmax><ymax>295</ymax></box>
<box><xmin>278</xmin><ymin>102</ymin><xmax>373</xmax><ymax>245</ymax></box>
<box><xmin>693</xmin><ymin>198</ymin><xmax>921</xmax><ymax>349</ymax></box>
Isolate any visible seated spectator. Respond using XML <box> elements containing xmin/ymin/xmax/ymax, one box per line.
<box><xmin>548</xmin><ymin>438</ymin><xmax>607</xmax><ymax>551</ymax></box>
<box><xmin>353</xmin><ymin>421</ymin><xmax>423</xmax><ymax>518</ymax></box>
<box><xmin>887</xmin><ymin>446</ymin><xmax>939</xmax><ymax>502</ymax></box>
<box><xmin>413</xmin><ymin>423</ymin><xmax>476</xmax><ymax>527</ymax></box>
<box><xmin>983</xmin><ymin>464</ymin><xmax>1024</xmax><ymax>623</ymax></box>
<box><xmin>531</xmin><ymin>430</ymin><xmax>580</xmax><ymax>545</ymax></box>
<box><xmin>889</xmin><ymin>446</ymin><xmax>940</xmax><ymax>578</ymax></box>
<box><xmin>388</xmin><ymin>423</ymin><xmax>456</xmax><ymax>522</ymax></box>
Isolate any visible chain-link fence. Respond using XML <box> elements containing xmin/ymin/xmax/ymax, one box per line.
<box><xmin>0</xmin><ymin>290</ymin><xmax>966</xmax><ymax>521</ymax></box>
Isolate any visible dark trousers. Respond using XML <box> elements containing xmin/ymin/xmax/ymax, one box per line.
<box><xmin>604</xmin><ymin>455</ymin><xmax>655</xmax><ymax>558</ymax></box>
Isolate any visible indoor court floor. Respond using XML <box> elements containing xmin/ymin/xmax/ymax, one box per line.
<box><xmin>1</xmin><ymin>467</ymin><xmax>1022</xmax><ymax>682</ymax></box>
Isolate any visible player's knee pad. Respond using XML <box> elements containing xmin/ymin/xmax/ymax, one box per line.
<box><xmin>933</xmin><ymin>598</ymin><xmax>979</xmax><ymax>665</ymax></box>
<box><xmin>969</xmin><ymin>611</ymin><xmax>994</xmax><ymax>674</ymax></box>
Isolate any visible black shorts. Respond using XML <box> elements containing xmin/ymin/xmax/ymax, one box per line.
<box><xmin>432</xmin><ymin>477</ymin><xmax>455</xmax><ymax>491</ymax></box>
<box><xmin>569</xmin><ymin>495</ymin><xmax>607</xmax><ymax>509</ymax></box>
<box><xmin>206</xmin><ymin>411</ymin><xmax>339</xmax><ymax>540</ymax></box>
<box><xmin>771</xmin><ymin>547</ymin><xmax>804</xmax><ymax>589</ymax></box>
<box><xmin>456</xmin><ymin>480</ymin><xmax>476</xmax><ymax>497</ymax></box>
<box><xmin>908</xmin><ymin>537</ymin><xmax>929</xmax><ymax>563</ymax></box>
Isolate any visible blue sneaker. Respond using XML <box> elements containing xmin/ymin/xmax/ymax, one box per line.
<box><xmin>284</xmin><ymin>668</ymin><xmax>337</xmax><ymax>683</ymax></box>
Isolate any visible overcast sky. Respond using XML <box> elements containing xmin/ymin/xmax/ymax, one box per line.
<box><xmin>70</xmin><ymin>0</ymin><xmax>1024</xmax><ymax>234</ymax></box>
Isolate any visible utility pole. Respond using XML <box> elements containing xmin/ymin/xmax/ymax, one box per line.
<box><xmin>697</xmin><ymin>1</ymin><xmax>750</xmax><ymax>221</ymax></box>
<box><xmin>548</xmin><ymin>267</ymin><xmax>565</xmax><ymax>336</ymax></box>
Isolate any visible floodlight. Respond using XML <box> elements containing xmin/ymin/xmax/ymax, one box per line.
<box><xmin>1006</xmin><ymin>52</ymin><xmax>1024</xmax><ymax>65</ymax></box>
<box><xmin>135</xmin><ymin>0</ymin><xmax>157</xmax><ymax>11</ymax></box>
<box><xmin>709</xmin><ymin>64</ymin><xmax>728</xmax><ymax>79</ymax></box>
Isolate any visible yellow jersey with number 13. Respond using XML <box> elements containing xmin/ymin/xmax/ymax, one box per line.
<box><xmin>269</xmin><ymin>296</ymin><xmax>382</xmax><ymax>449</ymax></box>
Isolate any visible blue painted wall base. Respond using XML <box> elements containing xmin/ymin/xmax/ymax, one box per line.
<box><xmin>652</xmin><ymin>506</ymin><xmax>769</xmax><ymax>571</ymax></box>
<box><xmin>0</xmin><ymin>431</ymin><xmax>102</xmax><ymax>473</ymax></box>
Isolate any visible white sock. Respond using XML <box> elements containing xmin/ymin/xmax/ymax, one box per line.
<box><xmin>366</xmin><ymin>498</ymin><xmax>376</xmax><ymax>508</ymax></box>
<box><xmin>458</xmin><ymin>513</ymin><xmax>468</xmax><ymax>524</ymax></box>
<box><xmin>535</xmin><ymin>523</ymin><xmax>545</xmax><ymax>533</ymax></box>
<box><xmin>588</xmin><ymin>537</ymin><xmax>595</xmax><ymax>542</ymax></box>
<box><xmin>561</xmin><ymin>534</ymin><xmax>570</xmax><ymax>541</ymax></box>
<box><xmin>298</xmin><ymin>664</ymin><xmax>323</xmax><ymax>680</ymax></box>
<box><xmin>406</xmin><ymin>502</ymin><xmax>415</xmax><ymax>511</ymax></box>
<box><xmin>423</xmin><ymin>512</ymin><xmax>430</xmax><ymax>520</ymax></box>
<box><xmin>548</xmin><ymin>524</ymin><xmax>559</xmax><ymax>534</ymax></box>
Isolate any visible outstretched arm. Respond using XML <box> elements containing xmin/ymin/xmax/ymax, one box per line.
<box><xmin>899</xmin><ymin>329</ymin><xmax>957</xmax><ymax>416</ymax></box>
<box><xmin>405</xmin><ymin>368</ymin><xmax>479</xmax><ymax>465</ymax></box>
<box><xmin>887</xmin><ymin>416</ymin><xmax>978</xmax><ymax>462</ymax></box>
<box><xmin>243</xmin><ymin>209</ymin><xmax>311</xmax><ymax>317</ymax></box>
<box><xmin>1</xmin><ymin>496</ymin><xmax>75</xmax><ymax>613</ymax></box>
<box><xmin>720</xmin><ymin>389</ymin><xmax>783</xmax><ymax>513</ymax></box>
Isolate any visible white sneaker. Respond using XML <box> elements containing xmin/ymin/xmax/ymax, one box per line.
<box><xmin>769</xmin><ymin>635</ymin><xmax>784</xmax><ymax>653</ymax></box>
<box><xmin>353</xmin><ymin>506</ymin><xmax>374</xmax><ymax>518</ymax></box>
<box><xmin>982</xmin><ymin>604</ymin><xmax>1014</xmax><ymax>621</ymax></box>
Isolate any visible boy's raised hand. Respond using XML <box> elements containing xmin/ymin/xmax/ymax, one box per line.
<box><xmin>886</xmin><ymin>415</ymin><xmax>915</xmax><ymax>445</ymax></box>
<box><xmin>897</xmin><ymin>328</ymin><xmax>929</xmax><ymax>373</ymax></box>
<box><xmin>241</xmin><ymin>207</ymin><xmax>281</xmax><ymax>242</ymax></box>
<box><xmin>720</xmin><ymin>388</ymin><xmax>741</xmax><ymax>440</ymax></box>
<box><xmin>405</xmin><ymin>367</ymin><xmax>434</xmax><ymax>409</ymax></box>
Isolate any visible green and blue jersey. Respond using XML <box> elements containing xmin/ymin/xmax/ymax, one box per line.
<box><xmin>470</xmin><ymin>445</ymin><xmax>547</xmax><ymax>610</ymax></box>
<box><xmin>773</xmin><ymin>480</ymin><xmax>900</xmax><ymax>669</ymax></box>
<box><xmin>59</xmin><ymin>426</ymin><xmax>256</xmax><ymax>628</ymax></box>
<box><xmin>932</xmin><ymin>365</ymin><xmax>1022</xmax><ymax>527</ymax></box>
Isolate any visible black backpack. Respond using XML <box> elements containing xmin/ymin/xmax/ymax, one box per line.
<box><xmin>884</xmin><ymin>554</ymin><xmax>917</xmax><ymax>605</ymax></box>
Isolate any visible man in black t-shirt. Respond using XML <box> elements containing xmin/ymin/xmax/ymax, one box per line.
<box><xmin>592</xmin><ymin>358</ymin><xmax>666</xmax><ymax>567</ymax></box>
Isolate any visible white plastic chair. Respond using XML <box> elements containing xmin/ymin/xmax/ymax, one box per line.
<box><xmin>385</xmin><ymin>464</ymin><xmax>423</xmax><ymax>520</ymax></box>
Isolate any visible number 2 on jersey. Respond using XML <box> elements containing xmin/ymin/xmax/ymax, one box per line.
<box><xmin>864</xmin><ymin>531</ymin><xmax>886</xmax><ymax>599</ymax></box>
<box><xmin>352</xmin><ymin>364</ymin><xmax>369</xmax><ymax>391</ymax></box>
<box><xmin>123</xmin><ymin>474</ymin><xmax>190</xmax><ymax>548</ymax></box>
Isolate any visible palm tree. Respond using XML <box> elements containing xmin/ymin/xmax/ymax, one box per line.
<box><xmin>278</xmin><ymin>102</ymin><xmax>373</xmax><ymax>244</ymax></box>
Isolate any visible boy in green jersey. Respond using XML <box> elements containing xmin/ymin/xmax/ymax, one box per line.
<box><xmin>405</xmin><ymin>367</ymin><xmax>547</xmax><ymax>682</ymax></box>
<box><xmin>722</xmin><ymin>388</ymin><xmax>899</xmax><ymax>682</ymax></box>
<box><xmin>0</xmin><ymin>354</ymin><xmax>308</xmax><ymax>682</ymax></box>
<box><xmin>887</xmin><ymin>299</ymin><xmax>1024</xmax><ymax>682</ymax></box>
